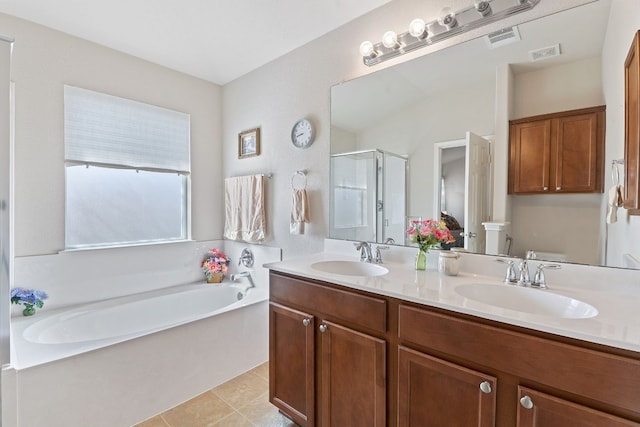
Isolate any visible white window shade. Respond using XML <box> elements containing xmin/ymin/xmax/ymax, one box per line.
<box><xmin>64</xmin><ymin>85</ymin><xmax>190</xmax><ymax>173</ymax></box>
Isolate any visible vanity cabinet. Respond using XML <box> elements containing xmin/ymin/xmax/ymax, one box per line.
<box><xmin>509</xmin><ymin>106</ymin><xmax>605</xmax><ymax>194</ymax></box>
<box><xmin>269</xmin><ymin>272</ymin><xmax>388</xmax><ymax>427</ymax></box>
<box><xmin>398</xmin><ymin>304</ymin><xmax>640</xmax><ymax>426</ymax></box>
<box><xmin>269</xmin><ymin>271</ymin><xmax>640</xmax><ymax>426</ymax></box>
<box><xmin>398</xmin><ymin>345</ymin><xmax>496</xmax><ymax>426</ymax></box>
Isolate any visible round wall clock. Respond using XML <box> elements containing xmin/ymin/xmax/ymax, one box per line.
<box><xmin>291</xmin><ymin>118</ymin><xmax>315</xmax><ymax>148</ymax></box>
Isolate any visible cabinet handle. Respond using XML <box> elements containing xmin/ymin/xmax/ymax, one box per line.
<box><xmin>302</xmin><ymin>318</ymin><xmax>310</xmax><ymax>327</ymax></box>
<box><xmin>543</xmin><ymin>186</ymin><xmax>549</xmax><ymax>191</ymax></box>
<box><xmin>520</xmin><ymin>395</ymin><xmax>534</xmax><ymax>410</ymax></box>
<box><xmin>319</xmin><ymin>324</ymin><xmax>327</xmax><ymax>333</ymax></box>
<box><xmin>479</xmin><ymin>381</ymin><xmax>492</xmax><ymax>394</ymax></box>
<box><xmin>556</xmin><ymin>186</ymin><xmax>561</xmax><ymax>190</ymax></box>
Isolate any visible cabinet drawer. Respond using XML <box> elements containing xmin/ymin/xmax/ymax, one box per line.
<box><xmin>398</xmin><ymin>304</ymin><xmax>640</xmax><ymax>417</ymax></box>
<box><xmin>270</xmin><ymin>272</ymin><xmax>387</xmax><ymax>333</ymax></box>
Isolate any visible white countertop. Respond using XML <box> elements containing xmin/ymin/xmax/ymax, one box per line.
<box><xmin>265</xmin><ymin>251</ymin><xmax>640</xmax><ymax>353</ymax></box>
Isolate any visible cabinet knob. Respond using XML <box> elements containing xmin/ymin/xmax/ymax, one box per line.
<box><xmin>319</xmin><ymin>324</ymin><xmax>328</xmax><ymax>333</ymax></box>
<box><xmin>479</xmin><ymin>381</ymin><xmax>492</xmax><ymax>394</ymax></box>
<box><xmin>556</xmin><ymin>186</ymin><xmax>561</xmax><ymax>190</ymax></box>
<box><xmin>543</xmin><ymin>186</ymin><xmax>549</xmax><ymax>191</ymax></box>
<box><xmin>302</xmin><ymin>318</ymin><xmax>310</xmax><ymax>327</ymax></box>
<box><xmin>520</xmin><ymin>395</ymin><xmax>534</xmax><ymax>410</ymax></box>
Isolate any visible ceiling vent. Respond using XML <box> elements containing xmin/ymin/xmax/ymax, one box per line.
<box><xmin>529</xmin><ymin>44</ymin><xmax>561</xmax><ymax>61</ymax></box>
<box><xmin>485</xmin><ymin>26</ymin><xmax>521</xmax><ymax>49</ymax></box>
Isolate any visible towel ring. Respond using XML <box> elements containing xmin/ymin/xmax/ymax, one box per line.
<box><xmin>291</xmin><ymin>170</ymin><xmax>307</xmax><ymax>190</ymax></box>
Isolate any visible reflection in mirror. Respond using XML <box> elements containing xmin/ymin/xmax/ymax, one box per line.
<box><xmin>330</xmin><ymin>0</ymin><xmax>629</xmax><ymax>267</ymax></box>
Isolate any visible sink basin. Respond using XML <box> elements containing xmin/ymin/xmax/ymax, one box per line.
<box><xmin>310</xmin><ymin>260</ymin><xmax>389</xmax><ymax>277</ymax></box>
<box><xmin>455</xmin><ymin>283</ymin><xmax>598</xmax><ymax>319</ymax></box>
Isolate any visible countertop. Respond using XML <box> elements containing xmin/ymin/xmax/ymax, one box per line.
<box><xmin>265</xmin><ymin>252</ymin><xmax>640</xmax><ymax>353</ymax></box>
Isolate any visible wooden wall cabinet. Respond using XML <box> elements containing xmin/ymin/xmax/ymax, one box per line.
<box><xmin>270</xmin><ymin>271</ymin><xmax>640</xmax><ymax>426</ymax></box>
<box><xmin>509</xmin><ymin>106</ymin><xmax>605</xmax><ymax>194</ymax></box>
<box><xmin>625</xmin><ymin>30</ymin><xmax>640</xmax><ymax>213</ymax></box>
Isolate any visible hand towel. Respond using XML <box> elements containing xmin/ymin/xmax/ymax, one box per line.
<box><xmin>224</xmin><ymin>175</ymin><xmax>266</xmax><ymax>243</ymax></box>
<box><xmin>290</xmin><ymin>188</ymin><xmax>309</xmax><ymax>234</ymax></box>
<box><xmin>606</xmin><ymin>184</ymin><xmax>622</xmax><ymax>224</ymax></box>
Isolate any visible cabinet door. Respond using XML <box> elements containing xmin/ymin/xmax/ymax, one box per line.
<box><xmin>269</xmin><ymin>303</ymin><xmax>315</xmax><ymax>427</ymax></box>
<box><xmin>319</xmin><ymin>320</ymin><xmax>386</xmax><ymax>427</ymax></box>
<box><xmin>553</xmin><ymin>112</ymin><xmax>601</xmax><ymax>192</ymax></box>
<box><xmin>517</xmin><ymin>387</ymin><xmax>638</xmax><ymax>427</ymax></box>
<box><xmin>398</xmin><ymin>346</ymin><xmax>496</xmax><ymax>427</ymax></box>
<box><xmin>509</xmin><ymin>119</ymin><xmax>551</xmax><ymax>193</ymax></box>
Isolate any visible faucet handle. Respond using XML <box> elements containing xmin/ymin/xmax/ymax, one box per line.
<box><xmin>532</xmin><ymin>263</ymin><xmax>561</xmax><ymax>289</ymax></box>
<box><xmin>374</xmin><ymin>245</ymin><xmax>389</xmax><ymax>264</ymax></box>
<box><xmin>495</xmin><ymin>258</ymin><xmax>517</xmax><ymax>284</ymax></box>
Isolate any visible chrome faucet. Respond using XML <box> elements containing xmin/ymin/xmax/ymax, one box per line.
<box><xmin>374</xmin><ymin>245</ymin><xmax>389</xmax><ymax>264</ymax></box>
<box><xmin>518</xmin><ymin>258</ymin><xmax>531</xmax><ymax>286</ymax></box>
<box><xmin>531</xmin><ymin>263</ymin><xmax>561</xmax><ymax>289</ymax></box>
<box><xmin>495</xmin><ymin>258</ymin><xmax>517</xmax><ymax>284</ymax></box>
<box><xmin>230</xmin><ymin>271</ymin><xmax>255</xmax><ymax>290</ymax></box>
<box><xmin>354</xmin><ymin>242</ymin><xmax>373</xmax><ymax>263</ymax></box>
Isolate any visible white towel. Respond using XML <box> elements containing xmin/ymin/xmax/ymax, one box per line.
<box><xmin>290</xmin><ymin>188</ymin><xmax>310</xmax><ymax>234</ymax></box>
<box><xmin>606</xmin><ymin>184</ymin><xmax>623</xmax><ymax>224</ymax></box>
<box><xmin>224</xmin><ymin>175</ymin><xmax>266</xmax><ymax>243</ymax></box>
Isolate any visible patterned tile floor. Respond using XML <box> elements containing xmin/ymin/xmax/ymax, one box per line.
<box><xmin>135</xmin><ymin>362</ymin><xmax>297</xmax><ymax>427</ymax></box>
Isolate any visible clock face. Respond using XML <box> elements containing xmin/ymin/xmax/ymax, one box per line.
<box><xmin>291</xmin><ymin>118</ymin><xmax>314</xmax><ymax>148</ymax></box>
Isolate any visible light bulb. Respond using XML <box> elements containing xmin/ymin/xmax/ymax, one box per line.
<box><xmin>359</xmin><ymin>41</ymin><xmax>376</xmax><ymax>57</ymax></box>
<box><xmin>409</xmin><ymin>18</ymin><xmax>428</xmax><ymax>39</ymax></box>
<box><xmin>382</xmin><ymin>30</ymin><xmax>400</xmax><ymax>49</ymax></box>
<box><xmin>437</xmin><ymin>7</ymin><xmax>457</xmax><ymax>30</ymax></box>
<box><xmin>474</xmin><ymin>1</ymin><xmax>492</xmax><ymax>17</ymax></box>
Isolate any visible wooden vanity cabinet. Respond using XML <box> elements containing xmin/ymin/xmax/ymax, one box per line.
<box><xmin>269</xmin><ymin>272</ymin><xmax>388</xmax><ymax>427</ymax></box>
<box><xmin>509</xmin><ymin>106</ymin><xmax>605</xmax><ymax>194</ymax></box>
<box><xmin>398</xmin><ymin>304</ymin><xmax>640</xmax><ymax>427</ymax></box>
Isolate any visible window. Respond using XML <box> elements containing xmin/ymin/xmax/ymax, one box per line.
<box><xmin>64</xmin><ymin>85</ymin><xmax>190</xmax><ymax>249</ymax></box>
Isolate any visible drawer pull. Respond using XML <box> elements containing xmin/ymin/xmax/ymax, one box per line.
<box><xmin>556</xmin><ymin>186</ymin><xmax>561</xmax><ymax>191</ymax></box>
<box><xmin>319</xmin><ymin>324</ymin><xmax>328</xmax><ymax>333</ymax></box>
<box><xmin>520</xmin><ymin>395</ymin><xmax>534</xmax><ymax>409</ymax></box>
<box><xmin>302</xmin><ymin>318</ymin><xmax>310</xmax><ymax>327</ymax></box>
<box><xmin>479</xmin><ymin>381</ymin><xmax>492</xmax><ymax>394</ymax></box>
<box><xmin>543</xmin><ymin>186</ymin><xmax>549</xmax><ymax>191</ymax></box>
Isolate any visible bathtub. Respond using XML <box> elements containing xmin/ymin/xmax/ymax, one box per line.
<box><xmin>9</xmin><ymin>281</ymin><xmax>269</xmax><ymax>427</ymax></box>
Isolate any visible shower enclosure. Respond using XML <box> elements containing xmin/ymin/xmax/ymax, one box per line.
<box><xmin>330</xmin><ymin>149</ymin><xmax>407</xmax><ymax>244</ymax></box>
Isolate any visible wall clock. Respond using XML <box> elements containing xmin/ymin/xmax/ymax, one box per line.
<box><xmin>291</xmin><ymin>118</ymin><xmax>315</xmax><ymax>148</ymax></box>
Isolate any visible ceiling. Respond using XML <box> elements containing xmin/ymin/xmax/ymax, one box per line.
<box><xmin>0</xmin><ymin>0</ymin><xmax>391</xmax><ymax>85</ymax></box>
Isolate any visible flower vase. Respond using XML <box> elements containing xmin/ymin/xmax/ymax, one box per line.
<box><xmin>415</xmin><ymin>249</ymin><xmax>427</xmax><ymax>271</ymax></box>
<box><xmin>22</xmin><ymin>304</ymin><xmax>36</xmax><ymax>316</ymax></box>
<box><xmin>207</xmin><ymin>272</ymin><xmax>224</xmax><ymax>283</ymax></box>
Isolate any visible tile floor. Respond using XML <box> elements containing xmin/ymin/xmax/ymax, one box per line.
<box><xmin>134</xmin><ymin>362</ymin><xmax>298</xmax><ymax>427</ymax></box>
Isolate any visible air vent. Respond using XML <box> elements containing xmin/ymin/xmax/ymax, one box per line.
<box><xmin>529</xmin><ymin>44</ymin><xmax>561</xmax><ymax>61</ymax></box>
<box><xmin>485</xmin><ymin>26</ymin><xmax>521</xmax><ymax>49</ymax></box>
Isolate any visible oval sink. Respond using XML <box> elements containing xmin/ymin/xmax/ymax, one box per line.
<box><xmin>455</xmin><ymin>283</ymin><xmax>598</xmax><ymax>319</ymax></box>
<box><xmin>310</xmin><ymin>260</ymin><xmax>389</xmax><ymax>277</ymax></box>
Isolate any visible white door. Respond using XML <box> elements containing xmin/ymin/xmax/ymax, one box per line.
<box><xmin>464</xmin><ymin>132</ymin><xmax>491</xmax><ymax>253</ymax></box>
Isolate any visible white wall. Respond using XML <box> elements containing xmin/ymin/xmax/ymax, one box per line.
<box><xmin>602</xmin><ymin>0</ymin><xmax>640</xmax><ymax>267</ymax></box>
<box><xmin>222</xmin><ymin>0</ymin><xmax>590</xmax><ymax>259</ymax></box>
<box><xmin>0</xmin><ymin>12</ymin><xmax>223</xmax><ymax>257</ymax></box>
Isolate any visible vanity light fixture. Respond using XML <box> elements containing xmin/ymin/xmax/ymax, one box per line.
<box><xmin>360</xmin><ymin>0</ymin><xmax>540</xmax><ymax>66</ymax></box>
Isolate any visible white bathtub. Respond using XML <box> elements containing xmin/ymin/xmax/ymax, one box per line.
<box><xmin>9</xmin><ymin>281</ymin><xmax>269</xmax><ymax>427</ymax></box>
<box><xmin>22</xmin><ymin>283</ymin><xmax>255</xmax><ymax>345</ymax></box>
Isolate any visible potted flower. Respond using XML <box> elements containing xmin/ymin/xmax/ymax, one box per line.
<box><xmin>11</xmin><ymin>288</ymin><xmax>48</xmax><ymax>316</ymax></box>
<box><xmin>406</xmin><ymin>219</ymin><xmax>455</xmax><ymax>270</ymax></box>
<box><xmin>201</xmin><ymin>248</ymin><xmax>231</xmax><ymax>283</ymax></box>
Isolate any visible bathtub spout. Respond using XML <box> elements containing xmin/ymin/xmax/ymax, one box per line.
<box><xmin>230</xmin><ymin>271</ymin><xmax>255</xmax><ymax>290</ymax></box>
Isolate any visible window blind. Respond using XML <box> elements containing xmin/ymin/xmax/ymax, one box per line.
<box><xmin>64</xmin><ymin>85</ymin><xmax>190</xmax><ymax>173</ymax></box>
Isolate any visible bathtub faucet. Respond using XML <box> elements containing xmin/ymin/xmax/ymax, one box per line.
<box><xmin>230</xmin><ymin>271</ymin><xmax>255</xmax><ymax>290</ymax></box>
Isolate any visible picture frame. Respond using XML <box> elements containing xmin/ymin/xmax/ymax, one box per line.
<box><xmin>238</xmin><ymin>127</ymin><xmax>261</xmax><ymax>159</ymax></box>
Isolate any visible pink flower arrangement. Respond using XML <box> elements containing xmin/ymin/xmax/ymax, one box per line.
<box><xmin>406</xmin><ymin>219</ymin><xmax>455</xmax><ymax>252</ymax></box>
<box><xmin>201</xmin><ymin>248</ymin><xmax>231</xmax><ymax>280</ymax></box>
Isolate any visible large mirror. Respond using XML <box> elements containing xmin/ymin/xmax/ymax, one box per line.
<box><xmin>330</xmin><ymin>0</ymin><xmax>631</xmax><ymax>268</ymax></box>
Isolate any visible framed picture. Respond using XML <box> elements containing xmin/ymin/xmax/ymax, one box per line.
<box><xmin>238</xmin><ymin>127</ymin><xmax>261</xmax><ymax>158</ymax></box>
